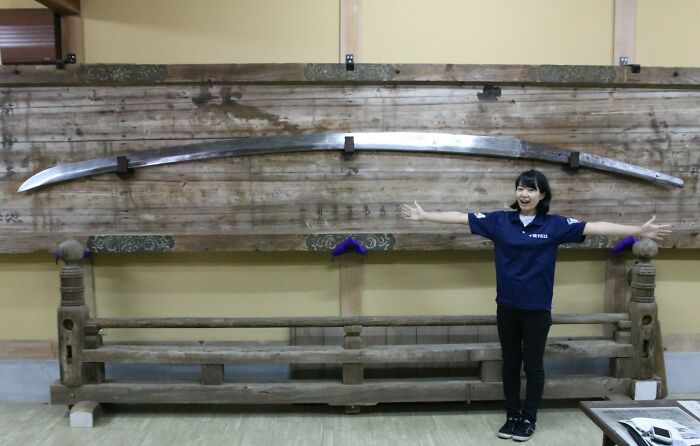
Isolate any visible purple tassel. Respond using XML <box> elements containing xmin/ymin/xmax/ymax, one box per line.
<box><xmin>611</xmin><ymin>236</ymin><xmax>636</xmax><ymax>254</ymax></box>
<box><xmin>331</xmin><ymin>236</ymin><xmax>367</xmax><ymax>257</ymax></box>
<box><xmin>54</xmin><ymin>249</ymin><xmax>91</xmax><ymax>264</ymax></box>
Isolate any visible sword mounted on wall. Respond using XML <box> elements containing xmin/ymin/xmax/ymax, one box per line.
<box><xmin>17</xmin><ymin>132</ymin><xmax>684</xmax><ymax>192</ymax></box>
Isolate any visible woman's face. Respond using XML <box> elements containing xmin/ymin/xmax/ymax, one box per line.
<box><xmin>515</xmin><ymin>183</ymin><xmax>544</xmax><ymax>215</ymax></box>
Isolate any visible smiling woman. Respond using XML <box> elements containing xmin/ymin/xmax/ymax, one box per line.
<box><xmin>400</xmin><ymin>168</ymin><xmax>673</xmax><ymax>441</ymax></box>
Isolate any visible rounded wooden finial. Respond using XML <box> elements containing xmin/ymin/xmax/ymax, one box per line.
<box><xmin>58</xmin><ymin>239</ymin><xmax>85</xmax><ymax>262</ymax></box>
<box><xmin>632</xmin><ymin>238</ymin><xmax>658</xmax><ymax>260</ymax></box>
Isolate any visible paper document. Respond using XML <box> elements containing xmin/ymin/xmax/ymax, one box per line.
<box><xmin>680</xmin><ymin>402</ymin><xmax>700</xmax><ymax>420</ymax></box>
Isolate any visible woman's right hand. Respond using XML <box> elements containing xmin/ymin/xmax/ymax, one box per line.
<box><xmin>400</xmin><ymin>201</ymin><xmax>425</xmax><ymax>221</ymax></box>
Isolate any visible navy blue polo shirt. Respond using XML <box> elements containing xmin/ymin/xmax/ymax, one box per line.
<box><xmin>468</xmin><ymin>210</ymin><xmax>587</xmax><ymax>311</ymax></box>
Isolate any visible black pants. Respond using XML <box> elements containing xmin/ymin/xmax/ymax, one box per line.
<box><xmin>496</xmin><ymin>304</ymin><xmax>552</xmax><ymax>422</ymax></box>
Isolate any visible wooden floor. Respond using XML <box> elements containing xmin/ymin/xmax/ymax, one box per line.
<box><xmin>0</xmin><ymin>400</ymin><xmax>608</xmax><ymax>445</ymax></box>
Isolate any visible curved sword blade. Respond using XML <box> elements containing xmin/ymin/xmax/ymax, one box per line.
<box><xmin>17</xmin><ymin>132</ymin><xmax>684</xmax><ymax>192</ymax></box>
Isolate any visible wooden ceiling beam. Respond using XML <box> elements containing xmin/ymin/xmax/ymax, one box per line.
<box><xmin>35</xmin><ymin>0</ymin><xmax>81</xmax><ymax>15</ymax></box>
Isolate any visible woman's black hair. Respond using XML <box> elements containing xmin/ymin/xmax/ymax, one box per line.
<box><xmin>510</xmin><ymin>169</ymin><xmax>552</xmax><ymax>215</ymax></box>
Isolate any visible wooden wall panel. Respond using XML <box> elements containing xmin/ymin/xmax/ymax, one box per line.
<box><xmin>0</xmin><ymin>65</ymin><xmax>697</xmax><ymax>252</ymax></box>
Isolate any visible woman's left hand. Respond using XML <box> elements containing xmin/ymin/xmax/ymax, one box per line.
<box><xmin>640</xmin><ymin>216</ymin><xmax>673</xmax><ymax>240</ymax></box>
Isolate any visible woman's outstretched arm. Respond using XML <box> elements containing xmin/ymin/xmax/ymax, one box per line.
<box><xmin>400</xmin><ymin>201</ymin><xmax>470</xmax><ymax>225</ymax></box>
<box><xmin>583</xmin><ymin>216</ymin><xmax>672</xmax><ymax>241</ymax></box>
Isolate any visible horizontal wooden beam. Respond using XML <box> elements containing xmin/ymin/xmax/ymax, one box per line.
<box><xmin>2</xmin><ymin>63</ymin><xmax>700</xmax><ymax>88</ymax></box>
<box><xmin>88</xmin><ymin>313</ymin><xmax>629</xmax><ymax>329</ymax></box>
<box><xmin>51</xmin><ymin>376</ymin><xmax>632</xmax><ymax>405</ymax></box>
<box><xmin>35</xmin><ymin>0</ymin><xmax>80</xmax><ymax>15</ymax></box>
<box><xmin>81</xmin><ymin>340</ymin><xmax>633</xmax><ymax>365</ymax></box>
<box><xmin>2</xmin><ymin>229</ymin><xmax>698</xmax><ymax>254</ymax></box>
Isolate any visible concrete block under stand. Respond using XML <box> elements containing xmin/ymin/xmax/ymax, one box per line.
<box><xmin>69</xmin><ymin>401</ymin><xmax>102</xmax><ymax>428</ymax></box>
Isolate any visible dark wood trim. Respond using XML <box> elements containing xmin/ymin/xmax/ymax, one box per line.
<box><xmin>2</xmin><ymin>230</ymin><xmax>695</xmax><ymax>254</ymax></box>
<box><xmin>34</xmin><ymin>0</ymin><xmax>80</xmax><ymax>15</ymax></box>
<box><xmin>2</xmin><ymin>63</ymin><xmax>700</xmax><ymax>88</ymax></box>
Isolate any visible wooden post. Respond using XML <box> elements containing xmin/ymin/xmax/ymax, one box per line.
<box><xmin>629</xmin><ymin>239</ymin><xmax>658</xmax><ymax>380</ymax></box>
<box><xmin>57</xmin><ymin>239</ymin><xmax>89</xmax><ymax>387</ymax></box>
<box><xmin>340</xmin><ymin>0</ymin><xmax>362</xmax><ymax>63</ymax></box>
<box><xmin>479</xmin><ymin>360</ymin><xmax>502</xmax><ymax>383</ymax></box>
<box><xmin>342</xmin><ymin>324</ymin><xmax>363</xmax><ymax>414</ymax></box>
<box><xmin>83</xmin><ymin>324</ymin><xmax>104</xmax><ymax>384</ymax></box>
<box><xmin>59</xmin><ymin>14</ymin><xmax>84</xmax><ymax>63</ymax></box>
<box><xmin>612</xmin><ymin>239</ymin><xmax>659</xmax><ymax>392</ymax></box>
<box><xmin>201</xmin><ymin>364</ymin><xmax>225</xmax><ymax>385</ymax></box>
<box><xmin>613</xmin><ymin>0</ymin><xmax>636</xmax><ymax>65</ymax></box>
<box><xmin>339</xmin><ymin>252</ymin><xmax>365</xmax><ymax>413</ymax></box>
<box><xmin>604</xmin><ymin>255</ymin><xmax>628</xmax><ymax>338</ymax></box>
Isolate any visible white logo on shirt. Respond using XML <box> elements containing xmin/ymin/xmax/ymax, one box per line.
<box><xmin>528</xmin><ymin>234</ymin><xmax>549</xmax><ymax>239</ymax></box>
<box><xmin>475</xmin><ymin>212</ymin><xmax>486</xmax><ymax>219</ymax></box>
<box><xmin>566</xmin><ymin>218</ymin><xmax>579</xmax><ymax>225</ymax></box>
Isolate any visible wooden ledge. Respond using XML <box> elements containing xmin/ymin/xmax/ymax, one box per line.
<box><xmin>2</xmin><ymin>63</ymin><xmax>700</xmax><ymax>88</ymax></box>
<box><xmin>82</xmin><ymin>340</ymin><xmax>633</xmax><ymax>365</ymax></box>
<box><xmin>51</xmin><ymin>376</ymin><xmax>632</xmax><ymax>405</ymax></box>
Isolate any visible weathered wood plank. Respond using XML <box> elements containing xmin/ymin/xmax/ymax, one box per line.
<box><xmin>290</xmin><ymin>327</ymin><xmax>324</xmax><ymax>379</ymax></box>
<box><xmin>470</xmin><ymin>340</ymin><xmax>634</xmax><ymax>362</ymax></box>
<box><xmin>1</xmin><ymin>229</ymin><xmax>697</xmax><ymax>254</ymax></box>
<box><xmin>386</xmin><ymin>326</ymin><xmax>417</xmax><ymax>378</ymax></box>
<box><xmin>87</xmin><ymin>313</ymin><xmax>629</xmax><ymax>328</ymax></box>
<box><xmin>3</xmin><ymin>64</ymin><xmax>700</xmax><ymax>87</ymax></box>
<box><xmin>200</xmin><ymin>364</ymin><xmax>224</xmax><ymax>385</ymax></box>
<box><xmin>3</xmin><ymin>86</ymin><xmax>700</xmax><ymax>147</ymax></box>
<box><xmin>604</xmin><ymin>256</ymin><xmax>628</xmax><ymax>338</ymax></box>
<box><xmin>322</xmin><ymin>327</ymin><xmax>343</xmax><ymax>379</ymax></box>
<box><xmin>363</xmin><ymin>326</ymin><xmax>387</xmax><ymax>379</ymax></box>
<box><xmin>448</xmin><ymin>325</ymin><xmax>479</xmax><ymax>376</ymax></box>
<box><xmin>2</xmin><ymin>81</ymin><xmax>696</xmax><ymax>252</ymax></box>
<box><xmin>50</xmin><ymin>376</ymin><xmax>633</xmax><ymax>405</ymax></box>
<box><xmin>416</xmin><ymin>326</ymin><xmax>449</xmax><ymax>377</ymax></box>
<box><xmin>82</xmin><ymin>340</ymin><xmax>633</xmax><ymax>364</ymax></box>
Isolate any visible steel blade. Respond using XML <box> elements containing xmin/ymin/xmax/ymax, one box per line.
<box><xmin>17</xmin><ymin>132</ymin><xmax>683</xmax><ymax>192</ymax></box>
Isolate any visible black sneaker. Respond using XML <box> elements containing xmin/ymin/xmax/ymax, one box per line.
<box><xmin>512</xmin><ymin>419</ymin><xmax>536</xmax><ymax>442</ymax></box>
<box><xmin>497</xmin><ymin>417</ymin><xmax>521</xmax><ymax>439</ymax></box>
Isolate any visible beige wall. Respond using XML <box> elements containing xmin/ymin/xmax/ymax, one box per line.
<box><xmin>81</xmin><ymin>0</ymin><xmax>339</xmax><ymax>63</ymax></box>
<box><xmin>363</xmin><ymin>0</ymin><xmax>614</xmax><ymax>65</ymax></box>
<box><xmin>637</xmin><ymin>0</ymin><xmax>700</xmax><ymax>67</ymax></box>
<box><xmin>0</xmin><ymin>0</ymin><xmax>42</xmax><ymax>8</ymax></box>
<box><xmin>3</xmin><ymin>1</ymin><xmax>700</xmax><ymax>66</ymax></box>
<box><xmin>0</xmin><ymin>0</ymin><xmax>698</xmax><ymax>346</ymax></box>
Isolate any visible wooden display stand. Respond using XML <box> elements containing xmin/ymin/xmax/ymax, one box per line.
<box><xmin>51</xmin><ymin>238</ymin><xmax>665</xmax><ymax>413</ymax></box>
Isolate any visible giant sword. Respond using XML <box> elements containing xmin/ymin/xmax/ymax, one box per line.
<box><xmin>17</xmin><ymin>132</ymin><xmax>684</xmax><ymax>192</ymax></box>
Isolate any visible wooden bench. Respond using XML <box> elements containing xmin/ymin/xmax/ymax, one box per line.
<box><xmin>51</xmin><ymin>238</ymin><xmax>663</xmax><ymax>411</ymax></box>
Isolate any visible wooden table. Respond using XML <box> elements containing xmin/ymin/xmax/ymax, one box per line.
<box><xmin>580</xmin><ymin>400</ymin><xmax>700</xmax><ymax>446</ymax></box>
